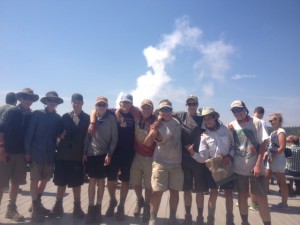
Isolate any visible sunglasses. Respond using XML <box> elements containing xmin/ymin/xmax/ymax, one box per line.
<box><xmin>231</xmin><ymin>108</ymin><xmax>244</xmax><ymax>113</ymax></box>
<box><xmin>187</xmin><ymin>102</ymin><xmax>198</xmax><ymax>107</ymax></box>
<box><xmin>96</xmin><ymin>103</ymin><xmax>107</xmax><ymax>107</ymax></box>
<box><xmin>269</xmin><ymin>118</ymin><xmax>277</xmax><ymax>123</ymax></box>
<box><xmin>160</xmin><ymin>107</ymin><xmax>172</xmax><ymax>113</ymax></box>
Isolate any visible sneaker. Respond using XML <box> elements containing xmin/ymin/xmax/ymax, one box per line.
<box><xmin>271</xmin><ymin>203</ymin><xmax>289</xmax><ymax>211</ymax></box>
<box><xmin>149</xmin><ymin>218</ymin><xmax>157</xmax><ymax>225</ymax></box>
<box><xmin>168</xmin><ymin>216</ymin><xmax>181</xmax><ymax>225</ymax></box>
<box><xmin>5</xmin><ymin>204</ymin><xmax>25</xmax><ymax>222</ymax></box>
<box><xmin>249</xmin><ymin>203</ymin><xmax>259</xmax><ymax>211</ymax></box>
<box><xmin>133</xmin><ymin>197</ymin><xmax>145</xmax><ymax>217</ymax></box>
<box><xmin>105</xmin><ymin>199</ymin><xmax>117</xmax><ymax>217</ymax></box>
<box><xmin>116</xmin><ymin>205</ymin><xmax>125</xmax><ymax>221</ymax></box>
<box><xmin>183</xmin><ymin>214</ymin><xmax>193</xmax><ymax>225</ymax></box>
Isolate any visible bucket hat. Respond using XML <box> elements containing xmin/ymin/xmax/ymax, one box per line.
<box><xmin>16</xmin><ymin>88</ymin><xmax>39</xmax><ymax>102</ymax></box>
<box><xmin>200</xmin><ymin>107</ymin><xmax>220</xmax><ymax>119</ymax></box>
<box><xmin>40</xmin><ymin>91</ymin><xmax>63</xmax><ymax>105</ymax></box>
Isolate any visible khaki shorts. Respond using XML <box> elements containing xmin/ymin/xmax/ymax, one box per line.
<box><xmin>130</xmin><ymin>153</ymin><xmax>153</xmax><ymax>189</ymax></box>
<box><xmin>0</xmin><ymin>153</ymin><xmax>27</xmax><ymax>187</ymax></box>
<box><xmin>151</xmin><ymin>162</ymin><xmax>183</xmax><ymax>192</ymax></box>
<box><xmin>30</xmin><ymin>162</ymin><xmax>54</xmax><ymax>181</ymax></box>
<box><xmin>234</xmin><ymin>174</ymin><xmax>267</xmax><ymax>196</ymax></box>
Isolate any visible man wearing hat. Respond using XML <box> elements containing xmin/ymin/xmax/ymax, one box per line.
<box><xmin>0</xmin><ymin>88</ymin><xmax>39</xmax><ymax>222</ymax></box>
<box><xmin>144</xmin><ymin>99</ymin><xmax>183</xmax><ymax>225</ymax></box>
<box><xmin>174</xmin><ymin>95</ymin><xmax>208</xmax><ymax>225</ymax></box>
<box><xmin>0</xmin><ymin>92</ymin><xmax>17</xmax><ymax>118</ymax></box>
<box><xmin>130</xmin><ymin>99</ymin><xmax>156</xmax><ymax>222</ymax></box>
<box><xmin>104</xmin><ymin>93</ymin><xmax>136</xmax><ymax>221</ymax></box>
<box><xmin>82</xmin><ymin>96</ymin><xmax>118</xmax><ymax>223</ymax></box>
<box><xmin>187</xmin><ymin>107</ymin><xmax>235</xmax><ymax>225</ymax></box>
<box><xmin>25</xmin><ymin>91</ymin><xmax>63</xmax><ymax>222</ymax></box>
<box><xmin>50</xmin><ymin>93</ymin><xmax>90</xmax><ymax>219</ymax></box>
<box><xmin>229</xmin><ymin>100</ymin><xmax>271</xmax><ymax>225</ymax></box>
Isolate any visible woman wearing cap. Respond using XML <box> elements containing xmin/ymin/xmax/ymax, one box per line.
<box><xmin>187</xmin><ymin>107</ymin><xmax>235</xmax><ymax>225</ymax></box>
<box><xmin>25</xmin><ymin>91</ymin><xmax>63</xmax><ymax>222</ymax></box>
<box><xmin>265</xmin><ymin>113</ymin><xmax>289</xmax><ymax>210</ymax></box>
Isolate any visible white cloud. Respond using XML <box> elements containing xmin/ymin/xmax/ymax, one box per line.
<box><xmin>196</xmin><ymin>40</ymin><xmax>234</xmax><ymax>82</ymax></box>
<box><xmin>231</xmin><ymin>74</ymin><xmax>256</xmax><ymax>80</ymax></box>
<box><xmin>202</xmin><ymin>83</ymin><xmax>214</xmax><ymax>97</ymax></box>
<box><xmin>118</xmin><ymin>16</ymin><xmax>234</xmax><ymax>107</ymax></box>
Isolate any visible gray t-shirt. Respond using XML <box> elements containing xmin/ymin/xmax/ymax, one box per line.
<box><xmin>153</xmin><ymin>118</ymin><xmax>182</xmax><ymax>164</ymax></box>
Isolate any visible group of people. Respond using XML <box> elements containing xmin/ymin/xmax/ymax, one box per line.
<box><xmin>0</xmin><ymin>88</ymin><xmax>298</xmax><ymax>225</ymax></box>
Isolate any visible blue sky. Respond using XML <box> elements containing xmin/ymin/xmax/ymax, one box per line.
<box><xmin>1</xmin><ymin>0</ymin><xmax>299</xmax><ymax>126</ymax></box>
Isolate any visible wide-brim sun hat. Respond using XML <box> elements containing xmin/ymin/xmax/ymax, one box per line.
<box><xmin>40</xmin><ymin>91</ymin><xmax>64</xmax><ymax>105</ymax></box>
<box><xmin>16</xmin><ymin>88</ymin><xmax>39</xmax><ymax>102</ymax></box>
<box><xmin>200</xmin><ymin>107</ymin><xmax>220</xmax><ymax>119</ymax></box>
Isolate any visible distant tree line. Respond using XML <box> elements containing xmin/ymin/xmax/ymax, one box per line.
<box><xmin>267</xmin><ymin>126</ymin><xmax>300</xmax><ymax>137</ymax></box>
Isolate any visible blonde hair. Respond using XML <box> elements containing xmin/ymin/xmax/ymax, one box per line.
<box><xmin>269</xmin><ymin>112</ymin><xmax>283</xmax><ymax>123</ymax></box>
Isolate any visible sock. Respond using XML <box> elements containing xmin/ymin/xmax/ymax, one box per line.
<box><xmin>263</xmin><ymin>222</ymin><xmax>271</xmax><ymax>225</ymax></box>
<box><xmin>241</xmin><ymin>214</ymin><xmax>248</xmax><ymax>222</ymax></box>
<box><xmin>150</xmin><ymin>213</ymin><xmax>157</xmax><ymax>220</ymax></box>
<box><xmin>38</xmin><ymin>193</ymin><xmax>42</xmax><ymax>200</ymax></box>
<box><xmin>170</xmin><ymin>209</ymin><xmax>176</xmax><ymax>218</ymax></box>
<box><xmin>197</xmin><ymin>207</ymin><xmax>204</xmax><ymax>217</ymax></box>
<box><xmin>208</xmin><ymin>207</ymin><xmax>216</xmax><ymax>216</ymax></box>
<box><xmin>185</xmin><ymin>205</ymin><xmax>191</xmax><ymax>215</ymax></box>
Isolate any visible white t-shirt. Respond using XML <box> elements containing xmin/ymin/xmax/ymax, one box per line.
<box><xmin>230</xmin><ymin>117</ymin><xmax>268</xmax><ymax>176</ymax></box>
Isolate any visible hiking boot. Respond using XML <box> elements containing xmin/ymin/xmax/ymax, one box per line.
<box><xmin>133</xmin><ymin>197</ymin><xmax>145</xmax><ymax>217</ymax></box>
<box><xmin>196</xmin><ymin>215</ymin><xmax>204</xmax><ymax>225</ymax></box>
<box><xmin>85</xmin><ymin>205</ymin><xmax>95</xmax><ymax>224</ymax></box>
<box><xmin>116</xmin><ymin>205</ymin><xmax>125</xmax><ymax>221</ymax></box>
<box><xmin>168</xmin><ymin>216</ymin><xmax>181</xmax><ymax>225</ymax></box>
<box><xmin>94</xmin><ymin>204</ymin><xmax>102</xmax><ymax>222</ymax></box>
<box><xmin>105</xmin><ymin>199</ymin><xmax>117</xmax><ymax>217</ymax></box>
<box><xmin>183</xmin><ymin>213</ymin><xmax>193</xmax><ymax>225</ymax></box>
<box><xmin>73</xmin><ymin>201</ymin><xmax>85</xmax><ymax>219</ymax></box>
<box><xmin>31</xmin><ymin>200</ymin><xmax>45</xmax><ymax>222</ymax></box>
<box><xmin>142</xmin><ymin>204</ymin><xmax>150</xmax><ymax>222</ymax></box>
<box><xmin>249</xmin><ymin>203</ymin><xmax>259</xmax><ymax>211</ymax></box>
<box><xmin>5</xmin><ymin>203</ymin><xmax>25</xmax><ymax>222</ymax></box>
<box><xmin>207</xmin><ymin>215</ymin><xmax>215</xmax><ymax>225</ymax></box>
<box><xmin>50</xmin><ymin>200</ymin><xmax>64</xmax><ymax>217</ymax></box>
<box><xmin>226</xmin><ymin>213</ymin><xmax>235</xmax><ymax>225</ymax></box>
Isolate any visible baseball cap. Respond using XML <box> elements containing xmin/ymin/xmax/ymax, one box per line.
<box><xmin>95</xmin><ymin>96</ymin><xmax>108</xmax><ymax>105</ymax></box>
<box><xmin>120</xmin><ymin>93</ymin><xmax>133</xmax><ymax>103</ymax></box>
<box><xmin>141</xmin><ymin>99</ymin><xmax>153</xmax><ymax>108</ymax></box>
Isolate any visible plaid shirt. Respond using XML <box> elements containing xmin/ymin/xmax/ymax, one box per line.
<box><xmin>286</xmin><ymin>144</ymin><xmax>300</xmax><ymax>172</ymax></box>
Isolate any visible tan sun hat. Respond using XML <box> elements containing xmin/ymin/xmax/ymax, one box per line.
<box><xmin>200</xmin><ymin>107</ymin><xmax>220</xmax><ymax>119</ymax></box>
